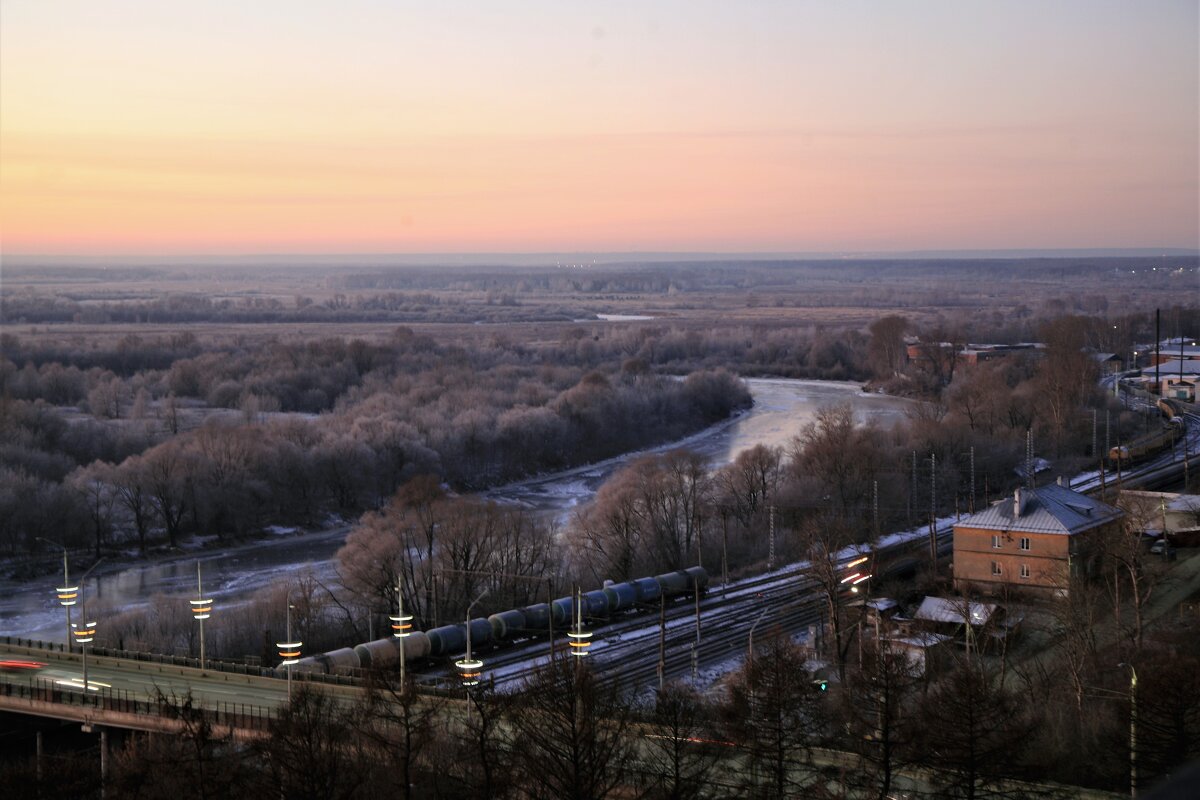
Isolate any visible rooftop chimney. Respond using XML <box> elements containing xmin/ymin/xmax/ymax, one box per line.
<box><xmin>1057</xmin><ymin>475</ymin><xmax>1067</xmax><ymax>488</ymax></box>
<box><xmin>1014</xmin><ymin>487</ymin><xmax>1022</xmax><ymax>517</ymax></box>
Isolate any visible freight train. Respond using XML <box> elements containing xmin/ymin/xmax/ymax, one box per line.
<box><xmin>287</xmin><ymin>566</ymin><xmax>709</xmax><ymax>675</ymax></box>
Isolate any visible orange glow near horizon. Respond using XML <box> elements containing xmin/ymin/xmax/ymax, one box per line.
<box><xmin>1</xmin><ymin>3</ymin><xmax>1197</xmax><ymax>255</ymax></box>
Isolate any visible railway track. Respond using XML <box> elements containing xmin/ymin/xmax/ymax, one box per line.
<box><xmin>426</xmin><ymin>523</ymin><xmax>956</xmax><ymax>692</ymax></box>
<box><xmin>415</xmin><ymin>414</ymin><xmax>1197</xmax><ymax>694</ymax></box>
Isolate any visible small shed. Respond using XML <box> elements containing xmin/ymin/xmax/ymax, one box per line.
<box><xmin>884</xmin><ymin>632</ymin><xmax>953</xmax><ymax>677</ymax></box>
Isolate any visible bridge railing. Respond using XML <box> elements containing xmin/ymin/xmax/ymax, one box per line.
<box><xmin>0</xmin><ymin>674</ymin><xmax>276</xmax><ymax>732</ymax></box>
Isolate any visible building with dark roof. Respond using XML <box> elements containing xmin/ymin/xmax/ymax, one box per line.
<box><xmin>953</xmin><ymin>480</ymin><xmax>1124</xmax><ymax>596</ymax></box>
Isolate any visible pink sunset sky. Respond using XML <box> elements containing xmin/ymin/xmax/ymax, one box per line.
<box><xmin>1</xmin><ymin>1</ymin><xmax>1197</xmax><ymax>255</ymax></box>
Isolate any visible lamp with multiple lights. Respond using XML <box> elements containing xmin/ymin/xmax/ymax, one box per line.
<box><xmin>455</xmin><ymin>589</ymin><xmax>488</xmax><ymax>688</ymax></box>
<box><xmin>390</xmin><ymin>576</ymin><xmax>415</xmax><ymax>689</ymax></box>
<box><xmin>71</xmin><ymin>619</ymin><xmax>97</xmax><ymax>691</ymax></box>
<box><xmin>276</xmin><ymin>596</ymin><xmax>302</xmax><ymax>699</ymax></box>
<box><xmin>567</xmin><ymin>588</ymin><xmax>592</xmax><ymax>659</ymax></box>
<box><xmin>190</xmin><ymin>561</ymin><xmax>214</xmax><ymax>671</ymax></box>
<box><xmin>39</xmin><ymin>538</ymin><xmax>76</xmax><ymax>650</ymax></box>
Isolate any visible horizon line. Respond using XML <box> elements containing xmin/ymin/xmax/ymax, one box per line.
<box><xmin>6</xmin><ymin>246</ymin><xmax>1199</xmax><ymax>267</ymax></box>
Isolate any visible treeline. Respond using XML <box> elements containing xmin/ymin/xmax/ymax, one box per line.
<box><xmin>6</xmin><ymin>257</ymin><xmax>1195</xmax><ymax>327</ymax></box>
<box><xmin>0</xmin><ymin>324</ymin><xmax>749</xmax><ymax>556</ymax></box>
<box><xmin>0</xmin><ymin>290</ymin><xmax>586</xmax><ymax>325</ymax></box>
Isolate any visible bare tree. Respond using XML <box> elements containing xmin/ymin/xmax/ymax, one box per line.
<box><xmin>257</xmin><ymin>685</ymin><xmax>374</xmax><ymax>800</ymax></box>
<box><xmin>837</xmin><ymin>640</ymin><xmax>920</xmax><ymax>800</ymax></box>
<box><xmin>910</xmin><ymin>655</ymin><xmax>1042</xmax><ymax>800</ymax></box>
<box><xmin>506</xmin><ymin>658</ymin><xmax>638</xmax><ymax>800</ymax></box>
<box><xmin>111</xmin><ymin>454</ymin><xmax>155</xmax><ymax>555</ymax></box>
<box><xmin>868</xmin><ymin>315</ymin><xmax>909</xmax><ymax>379</ymax></box>
<box><xmin>69</xmin><ymin>460</ymin><xmax>116</xmax><ymax>557</ymax></box>
<box><xmin>725</xmin><ymin>636</ymin><xmax>827</xmax><ymax>798</ymax></box>
<box><xmin>642</xmin><ymin>683</ymin><xmax>722</xmax><ymax>800</ymax></box>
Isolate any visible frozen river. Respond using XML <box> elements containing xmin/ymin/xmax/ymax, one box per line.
<box><xmin>0</xmin><ymin>379</ymin><xmax>914</xmax><ymax>641</ymax></box>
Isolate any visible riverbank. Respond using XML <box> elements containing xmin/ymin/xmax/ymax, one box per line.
<box><xmin>0</xmin><ymin>378</ymin><xmax>916</xmax><ymax>639</ymax></box>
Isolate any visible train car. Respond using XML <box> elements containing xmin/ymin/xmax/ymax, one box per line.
<box><xmin>353</xmin><ymin>633</ymin><xmax>431</xmax><ymax>670</ymax></box>
<box><xmin>602</xmin><ymin>581</ymin><xmax>638</xmax><ymax>612</ymax></box>
<box><xmin>631</xmin><ymin>577</ymin><xmax>661</xmax><ymax>604</ymax></box>
<box><xmin>581</xmin><ymin>589</ymin><xmax>610</xmax><ymax>618</ymax></box>
<box><xmin>549</xmin><ymin>596</ymin><xmax>575</xmax><ymax>626</ymax></box>
<box><xmin>1108</xmin><ymin>421</ymin><xmax>1184</xmax><ymax>467</ymax></box>
<box><xmin>521</xmin><ymin>603</ymin><xmax>551</xmax><ymax>633</ymax></box>
<box><xmin>1158</xmin><ymin>397</ymin><xmax>1189</xmax><ymax>420</ymax></box>
<box><xmin>683</xmin><ymin>565</ymin><xmax>710</xmax><ymax>593</ymax></box>
<box><xmin>426</xmin><ymin>619</ymin><xmax>493</xmax><ymax>657</ymax></box>
<box><xmin>488</xmin><ymin>609</ymin><xmax>528</xmax><ymax>640</ymax></box>
<box><xmin>287</xmin><ymin>647</ymin><xmax>360</xmax><ymax>676</ymax></box>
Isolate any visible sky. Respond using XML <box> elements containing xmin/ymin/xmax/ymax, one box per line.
<box><xmin>1</xmin><ymin>1</ymin><xmax>1197</xmax><ymax>256</ymax></box>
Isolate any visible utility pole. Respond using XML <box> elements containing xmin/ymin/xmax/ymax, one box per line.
<box><xmin>1102</xmin><ymin>409</ymin><xmax>1111</xmax><ymax>491</ymax></box>
<box><xmin>928</xmin><ymin>454</ymin><xmax>937</xmax><ymax>567</ymax></box>
<box><xmin>969</xmin><ymin>447</ymin><xmax>976</xmax><ymax>514</ymax></box>
<box><xmin>1155</xmin><ymin>308</ymin><xmax>1160</xmax><ymax>395</ymax></box>
<box><xmin>910</xmin><ymin>451</ymin><xmax>917</xmax><ymax>524</ymax></box>
<box><xmin>657</xmin><ymin>593</ymin><xmax>666</xmax><ymax>691</ymax></box>
<box><xmin>1025</xmin><ymin>429</ymin><xmax>1034</xmax><ymax>488</ymax></box>
<box><xmin>1092</xmin><ymin>410</ymin><xmax>1098</xmax><ymax>462</ymax></box>
<box><xmin>721</xmin><ymin>513</ymin><xmax>729</xmax><ymax>599</ymax></box>
<box><xmin>1121</xmin><ymin>663</ymin><xmax>1138</xmax><ymax>798</ymax></box>
<box><xmin>872</xmin><ymin>480</ymin><xmax>880</xmax><ymax>537</ymax></box>
<box><xmin>767</xmin><ymin>505</ymin><xmax>776</xmax><ymax>571</ymax></box>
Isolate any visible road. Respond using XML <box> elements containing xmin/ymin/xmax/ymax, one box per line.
<box><xmin>0</xmin><ymin>643</ymin><xmax>302</xmax><ymax>713</ymax></box>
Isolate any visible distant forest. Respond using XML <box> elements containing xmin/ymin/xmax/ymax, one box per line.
<box><xmin>3</xmin><ymin>256</ymin><xmax>1194</xmax><ymax>326</ymax></box>
<box><xmin>1</xmin><ymin>258</ymin><xmax>1197</xmax><ymax>561</ymax></box>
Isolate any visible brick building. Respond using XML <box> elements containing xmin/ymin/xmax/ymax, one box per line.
<box><xmin>953</xmin><ymin>481</ymin><xmax>1124</xmax><ymax>596</ymax></box>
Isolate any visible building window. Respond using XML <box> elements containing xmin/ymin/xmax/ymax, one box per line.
<box><xmin>1020</xmin><ymin>564</ymin><xmax>1031</xmax><ymax>579</ymax></box>
<box><xmin>991</xmin><ymin>561</ymin><xmax>1002</xmax><ymax>576</ymax></box>
<box><xmin>992</xmin><ymin>535</ymin><xmax>1002</xmax><ymax>549</ymax></box>
<box><xmin>1020</xmin><ymin>537</ymin><xmax>1031</xmax><ymax>551</ymax></box>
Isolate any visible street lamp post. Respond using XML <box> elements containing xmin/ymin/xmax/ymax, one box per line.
<box><xmin>38</xmin><ymin>538</ymin><xmax>76</xmax><ymax>651</ymax></box>
<box><xmin>455</xmin><ymin>589</ymin><xmax>489</xmax><ymax>690</ymax></box>
<box><xmin>72</xmin><ymin>558</ymin><xmax>105</xmax><ymax>692</ymax></box>
<box><xmin>390</xmin><ymin>576</ymin><xmax>415</xmax><ymax>691</ymax></box>
<box><xmin>276</xmin><ymin>594</ymin><xmax>302</xmax><ymax>700</ymax></box>
<box><xmin>567</xmin><ymin>587</ymin><xmax>592</xmax><ymax>667</ymax></box>
<box><xmin>72</xmin><ymin>619</ymin><xmax>97</xmax><ymax>692</ymax></box>
<box><xmin>1120</xmin><ymin>662</ymin><xmax>1138</xmax><ymax>798</ymax></box>
<box><xmin>190</xmin><ymin>561</ymin><xmax>213</xmax><ymax>671</ymax></box>
<box><xmin>747</xmin><ymin>609</ymin><xmax>769</xmax><ymax>666</ymax></box>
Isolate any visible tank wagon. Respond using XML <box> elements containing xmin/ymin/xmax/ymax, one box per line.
<box><xmin>285</xmin><ymin>566</ymin><xmax>708</xmax><ymax>676</ymax></box>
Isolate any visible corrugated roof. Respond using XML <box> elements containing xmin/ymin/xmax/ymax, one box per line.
<box><xmin>1146</xmin><ymin>360</ymin><xmax>1200</xmax><ymax>375</ymax></box>
<box><xmin>914</xmin><ymin>596</ymin><xmax>997</xmax><ymax>626</ymax></box>
<box><xmin>956</xmin><ymin>483</ymin><xmax>1123</xmax><ymax>535</ymax></box>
